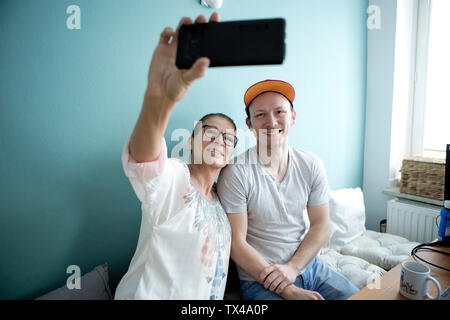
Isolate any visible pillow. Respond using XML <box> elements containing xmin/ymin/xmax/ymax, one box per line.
<box><xmin>36</xmin><ymin>263</ymin><xmax>113</xmax><ymax>300</ymax></box>
<box><xmin>318</xmin><ymin>248</ymin><xmax>386</xmax><ymax>289</ymax></box>
<box><xmin>340</xmin><ymin>230</ymin><xmax>421</xmax><ymax>270</ymax></box>
<box><xmin>323</xmin><ymin>188</ymin><xmax>366</xmax><ymax>251</ymax></box>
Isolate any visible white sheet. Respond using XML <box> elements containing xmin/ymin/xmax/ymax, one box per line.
<box><xmin>339</xmin><ymin>230</ymin><xmax>421</xmax><ymax>270</ymax></box>
<box><xmin>318</xmin><ymin>248</ymin><xmax>386</xmax><ymax>289</ymax></box>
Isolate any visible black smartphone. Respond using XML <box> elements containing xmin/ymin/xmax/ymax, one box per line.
<box><xmin>176</xmin><ymin>18</ymin><xmax>286</xmax><ymax>69</ymax></box>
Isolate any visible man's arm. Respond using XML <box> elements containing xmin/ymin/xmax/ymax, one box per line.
<box><xmin>261</xmin><ymin>203</ymin><xmax>330</xmax><ymax>295</ymax></box>
<box><xmin>287</xmin><ymin>203</ymin><xmax>330</xmax><ymax>271</ymax></box>
<box><xmin>227</xmin><ymin>212</ymin><xmax>271</xmax><ymax>281</ymax></box>
<box><xmin>228</xmin><ymin>210</ymin><xmax>325</xmax><ymax>300</ymax></box>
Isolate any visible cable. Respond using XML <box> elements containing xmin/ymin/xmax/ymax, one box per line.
<box><xmin>435</xmin><ymin>215</ymin><xmax>440</xmax><ymax>229</ymax></box>
<box><xmin>410</xmin><ymin>241</ymin><xmax>450</xmax><ymax>272</ymax></box>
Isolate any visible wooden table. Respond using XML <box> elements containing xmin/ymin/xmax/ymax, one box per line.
<box><xmin>348</xmin><ymin>245</ymin><xmax>450</xmax><ymax>300</ymax></box>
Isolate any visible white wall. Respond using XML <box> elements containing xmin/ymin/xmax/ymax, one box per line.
<box><xmin>363</xmin><ymin>0</ymin><xmax>398</xmax><ymax>231</ymax></box>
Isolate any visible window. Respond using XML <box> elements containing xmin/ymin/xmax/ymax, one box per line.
<box><xmin>411</xmin><ymin>0</ymin><xmax>450</xmax><ymax>159</ymax></box>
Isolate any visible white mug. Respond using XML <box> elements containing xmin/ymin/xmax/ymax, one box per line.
<box><xmin>399</xmin><ymin>261</ymin><xmax>442</xmax><ymax>300</ymax></box>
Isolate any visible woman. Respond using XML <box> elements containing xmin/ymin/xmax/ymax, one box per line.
<box><xmin>114</xmin><ymin>13</ymin><xmax>237</xmax><ymax>299</ymax></box>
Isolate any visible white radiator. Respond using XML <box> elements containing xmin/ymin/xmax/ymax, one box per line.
<box><xmin>387</xmin><ymin>198</ymin><xmax>441</xmax><ymax>243</ymax></box>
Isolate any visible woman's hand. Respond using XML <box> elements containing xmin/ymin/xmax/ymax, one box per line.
<box><xmin>145</xmin><ymin>13</ymin><xmax>220</xmax><ymax>104</ymax></box>
<box><xmin>129</xmin><ymin>13</ymin><xmax>220</xmax><ymax>163</ymax></box>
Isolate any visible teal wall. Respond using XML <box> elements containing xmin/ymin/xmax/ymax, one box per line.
<box><xmin>0</xmin><ymin>0</ymin><xmax>368</xmax><ymax>299</ymax></box>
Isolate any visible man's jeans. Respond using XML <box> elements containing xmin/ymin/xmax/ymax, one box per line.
<box><xmin>240</xmin><ymin>256</ymin><xmax>359</xmax><ymax>300</ymax></box>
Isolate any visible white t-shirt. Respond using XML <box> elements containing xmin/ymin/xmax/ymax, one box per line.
<box><xmin>216</xmin><ymin>145</ymin><xmax>330</xmax><ymax>281</ymax></box>
<box><xmin>114</xmin><ymin>137</ymin><xmax>231</xmax><ymax>300</ymax></box>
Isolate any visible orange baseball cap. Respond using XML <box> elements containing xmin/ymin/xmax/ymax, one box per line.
<box><xmin>244</xmin><ymin>79</ymin><xmax>295</xmax><ymax>110</ymax></box>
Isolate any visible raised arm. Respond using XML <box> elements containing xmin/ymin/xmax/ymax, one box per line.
<box><xmin>129</xmin><ymin>14</ymin><xmax>219</xmax><ymax>162</ymax></box>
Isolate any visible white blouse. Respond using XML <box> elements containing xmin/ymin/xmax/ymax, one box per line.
<box><xmin>114</xmin><ymin>137</ymin><xmax>231</xmax><ymax>300</ymax></box>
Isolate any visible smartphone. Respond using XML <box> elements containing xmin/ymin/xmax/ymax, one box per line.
<box><xmin>176</xmin><ymin>18</ymin><xmax>286</xmax><ymax>69</ymax></box>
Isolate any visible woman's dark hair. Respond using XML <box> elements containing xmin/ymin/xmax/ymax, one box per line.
<box><xmin>191</xmin><ymin>113</ymin><xmax>237</xmax><ymax>137</ymax></box>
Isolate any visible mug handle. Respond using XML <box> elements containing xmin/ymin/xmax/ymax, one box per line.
<box><xmin>425</xmin><ymin>276</ymin><xmax>442</xmax><ymax>300</ymax></box>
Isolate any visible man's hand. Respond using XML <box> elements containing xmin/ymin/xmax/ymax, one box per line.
<box><xmin>145</xmin><ymin>13</ymin><xmax>219</xmax><ymax>104</ymax></box>
<box><xmin>281</xmin><ymin>285</ymin><xmax>324</xmax><ymax>300</ymax></box>
<box><xmin>260</xmin><ymin>263</ymin><xmax>300</xmax><ymax>294</ymax></box>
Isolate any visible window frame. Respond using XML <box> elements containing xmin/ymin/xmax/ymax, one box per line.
<box><xmin>410</xmin><ymin>0</ymin><xmax>446</xmax><ymax>159</ymax></box>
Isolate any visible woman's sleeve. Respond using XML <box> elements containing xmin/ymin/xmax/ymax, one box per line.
<box><xmin>121</xmin><ymin>135</ymin><xmax>168</xmax><ymax>203</ymax></box>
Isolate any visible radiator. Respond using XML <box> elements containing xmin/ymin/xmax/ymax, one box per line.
<box><xmin>387</xmin><ymin>198</ymin><xmax>441</xmax><ymax>243</ymax></box>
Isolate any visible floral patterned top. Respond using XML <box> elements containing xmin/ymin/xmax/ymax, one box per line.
<box><xmin>114</xmin><ymin>137</ymin><xmax>231</xmax><ymax>300</ymax></box>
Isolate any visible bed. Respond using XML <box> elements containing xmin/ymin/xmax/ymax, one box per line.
<box><xmin>318</xmin><ymin>188</ymin><xmax>420</xmax><ymax>289</ymax></box>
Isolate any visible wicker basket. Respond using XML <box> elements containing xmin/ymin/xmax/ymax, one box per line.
<box><xmin>399</xmin><ymin>157</ymin><xmax>445</xmax><ymax>200</ymax></box>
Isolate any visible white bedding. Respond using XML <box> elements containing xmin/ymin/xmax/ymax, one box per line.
<box><xmin>318</xmin><ymin>248</ymin><xmax>386</xmax><ymax>289</ymax></box>
<box><xmin>318</xmin><ymin>188</ymin><xmax>421</xmax><ymax>289</ymax></box>
<box><xmin>339</xmin><ymin>230</ymin><xmax>421</xmax><ymax>270</ymax></box>
<box><xmin>324</xmin><ymin>188</ymin><xmax>366</xmax><ymax>251</ymax></box>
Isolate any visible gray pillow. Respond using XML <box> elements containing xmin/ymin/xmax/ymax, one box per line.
<box><xmin>36</xmin><ymin>263</ymin><xmax>113</xmax><ymax>300</ymax></box>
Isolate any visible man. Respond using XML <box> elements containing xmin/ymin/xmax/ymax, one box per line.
<box><xmin>216</xmin><ymin>80</ymin><xmax>359</xmax><ymax>300</ymax></box>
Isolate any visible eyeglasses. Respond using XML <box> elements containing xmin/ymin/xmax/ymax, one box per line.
<box><xmin>202</xmin><ymin>125</ymin><xmax>238</xmax><ymax>147</ymax></box>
